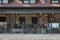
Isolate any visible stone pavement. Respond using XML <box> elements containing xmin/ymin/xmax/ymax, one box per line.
<box><xmin>0</xmin><ymin>34</ymin><xmax>60</xmax><ymax>40</ymax></box>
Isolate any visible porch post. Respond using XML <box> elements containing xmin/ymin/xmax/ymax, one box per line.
<box><xmin>39</xmin><ymin>13</ymin><xmax>43</xmax><ymax>34</ymax></box>
<box><xmin>14</xmin><ymin>14</ymin><xmax>19</xmax><ymax>28</ymax></box>
<box><xmin>14</xmin><ymin>14</ymin><xmax>16</xmax><ymax>28</ymax></box>
<box><xmin>51</xmin><ymin>14</ymin><xmax>52</xmax><ymax>33</ymax></box>
<box><xmin>36</xmin><ymin>13</ymin><xmax>42</xmax><ymax>34</ymax></box>
<box><xmin>7</xmin><ymin>14</ymin><xmax>11</xmax><ymax>32</ymax></box>
<box><xmin>8</xmin><ymin>14</ymin><xmax>11</xmax><ymax>26</ymax></box>
<box><xmin>50</xmin><ymin>9</ymin><xmax>54</xmax><ymax>33</ymax></box>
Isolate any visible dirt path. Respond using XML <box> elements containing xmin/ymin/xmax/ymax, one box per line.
<box><xmin>0</xmin><ymin>34</ymin><xmax>60</xmax><ymax>40</ymax></box>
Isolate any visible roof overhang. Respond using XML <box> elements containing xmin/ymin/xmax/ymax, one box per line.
<box><xmin>0</xmin><ymin>7</ymin><xmax>60</xmax><ymax>9</ymax></box>
<box><xmin>0</xmin><ymin>7</ymin><xmax>60</xmax><ymax>14</ymax></box>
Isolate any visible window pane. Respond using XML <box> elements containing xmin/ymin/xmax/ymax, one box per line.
<box><xmin>51</xmin><ymin>0</ymin><xmax>58</xmax><ymax>3</ymax></box>
<box><xmin>3</xmin><ymin>0</ymin><xmax>8</xmax><ymax>3</ymax></box>
<box><xmin>0</xmin><ymin>0</ymin><xmax>2</xmax><ymax>3</ymax></box>
<box><xmin>0</xmin><ymin>17</ymin><xmax>6</xmax><ymax>22</ymax></box>
<box><xmin>30</xmin><ymin>0</ymin><xmax>36</xmax><ymax>3</ymax></box>
<box><xmin>49</xmin><ymin>23</ymin><xmax>59</xmax><ymax>28</ymax></box>
<box><xmin>18</xmin><ymin>17</ymin><xmax>25</xmax><ymax>28</ymax></box>
<box><xmin>32</xmin><ymin>17</ymin><xmax>38</xmax><ymax>24</ymax></box>
<box><xmin>19</xmin><ymin>17</ymin><xmax>25</xmax><ymax>25</ymax></box>
<box><xmin>23</xmin><ymin>0</ymin><xmax>29</xmax><ymax>3</ymax></box>
<box><xmin>52</xmin><ymin>0</ymin><xmax>58</xmax><ymax>1</ymax></box>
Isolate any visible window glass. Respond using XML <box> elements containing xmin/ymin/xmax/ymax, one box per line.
<box><xmin>3</xmin><ymin>0</ymin><xmax>8</xmax><ymax>3</ymax></box>
<box><xmin>51</xmin><ymin>0</ymin><xmax>59</xmax><ymax>3</ymax></box>
<box><xmin>49</xmin><ymin>23</ymin><xmax>59</xmax><ymax>28</ymax></box>
<box><xmin>23</xmin><ymin>0</ymin><xmax>36</xmax><ymax>4</ymax></box>
<box><xmin>18</xmin><ymin>17</ymin><xmax>25</xmax><ymax>28</ymax></box>
<box><xmin>30</xmin><ymin>0</ymin><xmax>36</xmax><ymax>3</ymax></box>
<box><xmin>32</xmin><ymin>17</ymin><xmax>38</xmax><ymax>24</ymax></box>
<box><xmin>0</xmin><ymin>0</ymin><xmax>2</xmax><ymax>3</ymax></box>
<box><xmin>0</xmin><ymin>17</ymin><xmax>6</xmax><ymax>22</ymax></box>
<box><xmin>23</xmin><ymin>0</ymin><xmax>29</xmax><ymax>3</ymax></box>
<box><xmin>52</xmin><ymin>0</ymin><xmax>58</xmax><ymax>1</ymax></box>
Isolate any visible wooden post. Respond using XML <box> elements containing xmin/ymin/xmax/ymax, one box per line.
<box><xmin>35</xmin><ymin>13</ymin><xmax>43</xmax><ymax>34</ymax></box>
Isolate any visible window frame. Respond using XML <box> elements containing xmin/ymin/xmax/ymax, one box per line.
<box><xmin>50</xmin><ymin>0</ymin><xmax>59</xmax><ymax>4</ymax></box>
<box><xmin>3</xmin><ymin>0</ymin><xmax>9</xmax><ymax>4</ymax></box>
<box><xmin>30</xmin><ymin>0</ymin><xmax>36</xmax><ymax>4</ymax></box>
<box><xmin>23</xmin><ymin>0</ymin><xmax>29</xmax><ymax>4</ymax></box>
<box><xmin>22</xmin><ymin>0</ymin><xmax>37</xmax><ymax>4</ymax></box>
<box><xmin>0</xmin><ymin>17</ymin><xmax>6</xmax><ymax>22</ymax></box>
<box><xmin>31</xmin><ymin>17</ymin><xmax>38</xmax><ymax>24</ymax></box>
<box><xmin>0</xmin><ymin>0</ymin><xmax>3</xmax><ymax>4</ymax></box>
<box><xmin>0</xmin><ymin>0</ymin><xmax>9</xmax><ymax>4</ymax></box>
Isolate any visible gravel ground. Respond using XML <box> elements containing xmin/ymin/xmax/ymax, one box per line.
<box><xmin>0</xmin><ymin>34</ymin><xmax>60</xmax><ymax>40</ymax></box>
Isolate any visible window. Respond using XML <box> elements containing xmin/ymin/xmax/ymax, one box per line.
<box><xmin>3</xmin><ymin>0</ymin><xmax>8</xmax><ymax>3</ymax></box>
<box><xmin>0</xmin><ymin>17</ymin><xmax>6</xmax><ymax>22</ymax></box>
<box><xmin>30</xmin><ymin>0</ymin><xmax>36</xmax><ymax>3</ymax></box>
<box><xmin>0</xmin><ymin>0</ymin><xmax>9</xmax><ymax>4</ymax></box>
<box><xmin>22</xmin><ymin>0</ymin><xmax>36</xmax><ymax>4</ymax></box>
<box><xmin>23</xmin><ymin>0</ymin><xmax>29</xmax><ymax>3</ymax></box>
<box><xmin>19</xmin><ymin>17</ymin><xmax>25</xmax><ymax>28</ymax></box>
<box><xmin>49</xmin><ymin>23</ymin><xmax>59</xmax><ymax>28</ymax></box>
<box><xmin>19</xmin><ymin>17</ymin><xmax>25</xmax><ymax>25</ymax></box>
<box><xmin>0</xmin><ymin>0</ymin><xmax>2</xmax><ymax>3</ymax></box>
<box><xmin>32</xmin><ymin>17</ymin><xmax>38</xmax><ymax>24</ymax></box>
<box><xmin>51</xmin><ymin>0</ymin><xmax>59</xmax><ymax>4</ymax></box>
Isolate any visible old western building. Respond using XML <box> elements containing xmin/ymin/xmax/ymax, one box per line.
<box><xmin>0</xmin><ymin>0</ymin><xmax>60</xmax><ymax>34</ymax></box>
